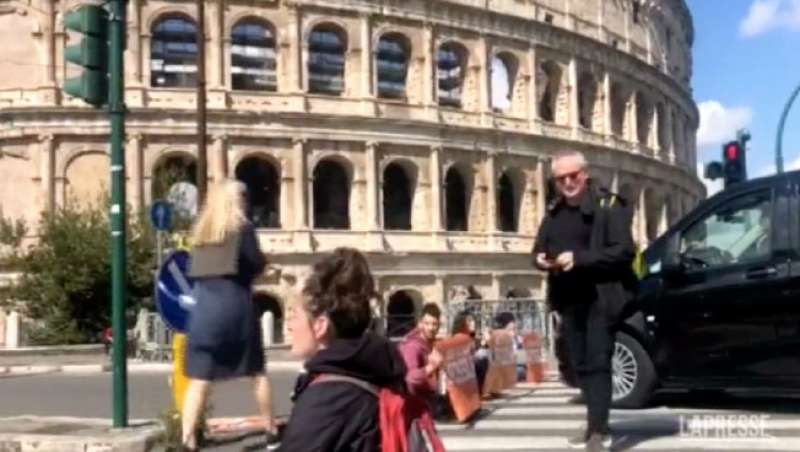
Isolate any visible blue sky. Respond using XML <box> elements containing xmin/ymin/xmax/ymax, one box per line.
<box><xmin>687</xmin><ymin>0</ymin><xmax>800</xmax><ymax>193</ymax></box>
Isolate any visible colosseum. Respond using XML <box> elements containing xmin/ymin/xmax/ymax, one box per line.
<box><xmin>0</xmin><ymin>0</ymin><xmax>701</xmax><ymax>342</ymax></box>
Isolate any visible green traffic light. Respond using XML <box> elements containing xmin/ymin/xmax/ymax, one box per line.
<box><xmin>64</xmin><ymin>5</ymin><xmax>107</xmax><ymax>36</ymax></box>
<box><xmin>64</xmin><ymin>70</ymin><xmax>107</xmax><ymax>106</ymax></box>
<box><xmin>65</xmin><ymin>35</ymin><xmax>106</xmax><ymax>69</ymax></box>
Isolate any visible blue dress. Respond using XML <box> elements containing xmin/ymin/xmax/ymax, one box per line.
<box><xmin>185</xmin><ymin>223</ymin><xmax>267</xmax><ymax>380</ymax></box>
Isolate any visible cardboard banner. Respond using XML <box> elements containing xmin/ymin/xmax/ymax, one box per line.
<box><xmin>207</xmin><ymin>416</ymin><xmax>270</xmax><ymax>438</ymax></box>
<box><xmin>482</xmin><ymin>330</ymin><xmax>517</xmax><ymax>397</ymax></box>
<box><xmin>523</xmin><ymin>332</ymin><xmax>546</xmax><ymax>383</ymax></box>
<box><xmin>436</xmin><ymin>333</ymin><xmax>481</xmax><ymax>422</ymax></box>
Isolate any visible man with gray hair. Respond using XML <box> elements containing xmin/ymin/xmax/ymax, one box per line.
<box><xmin>533</xmin><ymin>150</ymin><xmax>637</xmax><ymax>452</ymax></box>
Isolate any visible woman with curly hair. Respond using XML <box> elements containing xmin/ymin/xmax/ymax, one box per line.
<box><xmin>279</xmin><ymin>248</ymin><xmax>406</xmax><ymax>452</ymax></box>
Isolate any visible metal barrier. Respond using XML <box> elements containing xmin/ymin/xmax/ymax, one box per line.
<box><xmin>445</xmin><ymin>298</ymin><xmax>553</xmax><ymax>351</ymax></box>
<box><xmin>134</xmin><ymin>310</ymin><xmax>173</xmax><ymax>362</ymax></box>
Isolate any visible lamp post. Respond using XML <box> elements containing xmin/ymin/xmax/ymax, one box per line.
<box><xmin>776</xmin><ymin>82</ymin><xmax>800</xmax><ymax>174</ymax></box>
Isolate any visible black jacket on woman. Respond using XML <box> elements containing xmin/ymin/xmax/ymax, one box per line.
<box><xmin>278</xmin><ymin>334</ymin><xmax>407</xmax><ymax>452</ymax></box>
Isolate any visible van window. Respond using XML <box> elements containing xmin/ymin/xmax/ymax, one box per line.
<box><xmin>680</xmin><ymin>191</ymin><xmax>771</xmax><ymax>269</ymax></box>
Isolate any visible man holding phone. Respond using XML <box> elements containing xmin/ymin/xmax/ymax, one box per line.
<box><xmin>532</xmin><ymin>150</ymin><xmax>636</xmax><ymax>452</ymax></box>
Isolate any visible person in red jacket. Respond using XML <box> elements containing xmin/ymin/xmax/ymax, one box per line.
<box><xmin>397</xmin><ymin>303</ymin><xmax>443</xmax><ymax>407</ymax></box>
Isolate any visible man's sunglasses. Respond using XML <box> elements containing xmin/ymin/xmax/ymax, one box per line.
<box><xmin>553</xmin><ymin>170</ymin><xmax>584</xmax><ymax>183</ymax></box>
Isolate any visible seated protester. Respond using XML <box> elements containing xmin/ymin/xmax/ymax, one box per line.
<box><xmin>279</xmin><ymin>248</ymin><xmax>406</xmax><ymax>452</ymax></box>
<box><xmin>398</xmin><ymin>303</ymin><xmax>445</xmax><ymax>412</ymax></box>
<box><xmin>451</xmin><ymin>310</ymin><xmax>489</xmax><ymax>393</ymax></box>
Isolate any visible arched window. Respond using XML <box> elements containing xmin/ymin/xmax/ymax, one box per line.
<box><xmin>235</xmin><ymin>156</ymin><xmax>280</xmax><ymax>228</ymax></box>
<box><xmin>386</xmin><ymin>291</ymin><xmax>417</xmax><ymax>338</ymax></box>
<box><xmin>445</xmin><ymin>167</ymin><xmax>468</xmax><ymax>231</ymax></box>
<box><xmin>538</xmin><ymin>61</ymin><xmax>562</xmax><ymax>123</ymax></box>
<box><xmin>491</xmin><ymin>53</ymin><xmax>517</xmax><ymax>113</ymax></box>
<box><xmin>253</xmin><ymin>293</ymin><xmax>283</xmax><ymax>344</ymax></box>
<box><xmin>383</xmin><ymin>163</ymin><xmax>413</xmax><ymax>231</ymax></box>
<box><xmin>313</xmin><ymin>160</ymin><xmax>350</xmax><ymax>229</ymax></box>
<box><xmin>498</xmin><ymin>172</ymin><xmax>517</xmax><ymax>232</ymax></box>
<box><xmin>611</xmin><ymin>82</ymin><xmax>627</xmax><ymax>138</ymax></box>
<box><xmin>152</xmin><ymin>154</ymin><xmax>198</xmax><ymax>222</ymax></box>
<box><xmin>151</xmin><ymin>16</ymin><xmax>198</xmax><ymax>88</ymax></box>
<box><xmin>578</xmin><ymin>72</ymin><xmax>598</xmax><ymax>130</ymax></box>
<box><xmin>231</xmin><ymin>20</ymin><xmax>277</xmax><ymax>91</ymax></box>
<box><xmin>376</xmin><ymin>34</ymin><xmax>410</xmax><ymax>99</ymax></box>
<box><xmin>437</xmin><ymin>43</ymin><xmax>467</xmax><ymax>108</ymax></box>
<box><xmin>308</xmin><ymin>24</ymin><xmax>347</xmax><ymax>95</ymax></box>
<box><xmin>637</xmin><ymin>93</ymin><xmax>653</xmax><ymax>145</ymax></box>
<box><xmin>657</xmin><ymin>103</ymin><xmax>669</xmax><ymax>152</ymax></box>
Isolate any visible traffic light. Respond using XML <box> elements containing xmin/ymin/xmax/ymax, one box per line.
<box><xmin>63</xmin><ymin>5</ymin><xmax>108</xmax><ymax>106</ymax></box>
<box><xmin>722</xmin><ymin>140</ymin><xmax>747</xmax><ymax>187</ymax></box>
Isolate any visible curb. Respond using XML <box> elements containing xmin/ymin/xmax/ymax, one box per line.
<box><xmin>0</xmin><ymin>360</ymin><xmax>303</xmax><ymax>376</ymax></box>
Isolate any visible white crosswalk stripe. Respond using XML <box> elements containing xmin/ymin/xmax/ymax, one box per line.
<box><xmin>435</xmin><ymin>373</ymin><xmax>800</xmax><ymax>451</ymax></box>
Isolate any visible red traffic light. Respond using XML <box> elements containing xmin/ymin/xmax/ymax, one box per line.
<box><xmin>725</xmin><ymin>143</ymin><xmax>740</xmax><ymax>161</ymax></box>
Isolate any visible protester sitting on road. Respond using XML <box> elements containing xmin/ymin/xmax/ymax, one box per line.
<box><xmin>450</xmin><ymin>310</ymin><xmax>489</xmax><ymax>393</ymax></box>
<box><xmin>278</xmin><ymin>248</ymin><xmax>406</xmax><ymax>452</ymax></box>
<box><xmin>398</xmin><ymin>303</ymin><xmax>445</xmax><ymax>411</ymax></box>
<box><xmin>180</xmin><ymin>181</ymin><xmax>278</xmax><ymax>451</ymax></box>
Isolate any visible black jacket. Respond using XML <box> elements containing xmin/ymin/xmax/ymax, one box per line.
<box><xmin>533</xmin><ymin>184</ymin><xmax>638</xmax><ymax>320</ymax></box>
<box><xmin>278</xmin><ymin>334</ymin><xmax>407</xmax><ymax>452</ymax></box>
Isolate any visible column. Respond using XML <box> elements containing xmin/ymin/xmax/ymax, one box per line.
<box><xmin>360</xmin><ymin>14</ymin><xmax>373</xmax><ymax>99</ymax></box>
<box><xmin>365</xmin><ymin>142</ymin><xmax>380</xmax><ymax>231</ymax></box>
<box><xmin>434</xmin><ymin>274</ymin><xmax>447</xmax><ymax>309</ymax></box>
<box><xmin>638</xmin><ymin>189</ymin><xmax>648</xmax><ymax>246</ymax></box>
<box><xmin>491</xmin><ymin>273</ymin><xmax>502</xmax><ymax>300</ymax></box>
<box><xmin>290</xmin><ymin>5</ymin><xmax>305</xmax><ymax>93</ymax></box>
<box><xmin>486</xmin><ymin>152</ymin><xmax>498</xmax><ymax>232</ymax></box>
<box><xmin>479</xmin><ymin>36</ymin><xmax>491</xmax><ymax>115</ymax></box>
<box><xmin>423</xmin><ymin>24</ymin><xmax>436</xmax><ymax>107</ymax></box>
<box><xmin>528</xmin><ymin>46</ymin><xmax>539</xmax><ymax>126</ymax></box>
<box><xmin>430</xmin><ymin>146</ymin><xmax>443</xmax><ymax>231</ymax></box>
<box><xmin>611</xmin><ymin>171</ymin><xmax>619</xmax><ymax>193</ymax></box>
<box><xmin>630</xmin><ymin>91</ymin><xmax>640</xmax><ymax>150</ymax></box>
<box><xmin>293</xmin><ymin>139</ymin><xmax>308</xmax><ymax>229</ymax></box>
<box><xmin>126</xmin><ymin>133</ymin><xmax>144</xmax><ymax>214</ymax></box>
<box><xmin>127</xmin><ymin>0</ymin><xmax>143</xmax><ymax>85</ymax></box>
<box><xmin>212</xmin><ymin>134</ymin><xmax>228</xmax><ymax>182</ymax></box>
<box><xmin>39</xmin><ymin>134</ymin><xmax>55</xmax><ymax>212</ymax></box>
<box><xmin>603</xmin><ymin>71</ymin><xmax>612</xmax><ymax>137</ymax></box>
<box><xmin>210</xmin><ymin>0</ymin><xmax>225</xmax><ymax>90</ymax></box>
<box><xmin>535</xmin><ymin>159</ymin><xmax>547</xmax><ymax>227</ymax></box>
<box><xmin>42</xmin><ymin>2</ymin><xmax>56</xmax><ymax>86</ymax></box>
<box><xmin>664</xmin><ymin>105</ymin><xmax>675</xmax><ymax>163</ymax></box>
<box><xmin>568</xmin><ymin>57</ymin><xmax>580</xmax><ymax>136</ymax></box>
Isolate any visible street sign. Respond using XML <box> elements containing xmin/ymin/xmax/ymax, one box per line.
<box><xmin>150</xmin><ymin>200</ymin><xmax>173</xmax><ymax>231</ymax></box>
<box><xmin>155</xmin><ymin>250</ymin><xmax>195</xmax><ymax>332</ymax></box>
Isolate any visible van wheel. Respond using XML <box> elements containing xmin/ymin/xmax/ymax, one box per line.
<box><xmin>611</xmin><ymin>332</ymin><xmax>656</xmax><ymax>409</ymax></box>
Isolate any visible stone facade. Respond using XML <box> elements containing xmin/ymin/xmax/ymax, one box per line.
<box><xmin>0</xmin><ymin>0</ymin><xmax>702</xmax><ymax>340</ymax></box>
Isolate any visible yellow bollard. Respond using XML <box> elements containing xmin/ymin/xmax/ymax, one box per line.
<box><xmin>172</xmin><ymin>333</ymin><xmax>189</xmax><ymax>413</ymax></box>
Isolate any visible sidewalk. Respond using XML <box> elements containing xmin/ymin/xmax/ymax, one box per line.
<box><xmin>0</xmin><ymin>344</ymin><xmax>303</xmax><ymax>377</ymax></box>
<box><xmin>0</xmin><ymin>416</ymin><xmax>163</xmax><ymax>452</ymax></box>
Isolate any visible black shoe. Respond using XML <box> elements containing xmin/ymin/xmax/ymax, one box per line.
<box><xmin>265</xmin><ymin>431</ymin><xmax>281</xmax><ymax>451</ymax></box>
<box><xmin>567</xmin><ymin>394</ymin><xmax>585</xmax><ymax>404</ymax></box>
<box><xmin>586</xmin><ymin>433</ymin><xmax>612</xmax><ymax>452</ymax></box>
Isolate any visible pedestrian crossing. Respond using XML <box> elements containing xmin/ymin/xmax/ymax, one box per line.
<box><xmin>435</xmin><ymin>374</ymin><xmax>800</xmax><ymax>451</ymax></box>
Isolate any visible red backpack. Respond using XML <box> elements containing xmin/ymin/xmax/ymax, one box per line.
<box><xmin>313</xmin><ymin>374</ymin><xmax>446</xmax><ymax>452</ymax></box>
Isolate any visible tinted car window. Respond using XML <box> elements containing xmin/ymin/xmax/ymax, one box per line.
<box><xmin>680</xmin><ymin>190</ymin><xmax>771</xmax><ymax>270</ymax></box>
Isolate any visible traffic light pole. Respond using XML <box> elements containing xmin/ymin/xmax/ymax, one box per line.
<box><xmin>108</xmin><ymin>0</ymin><xmax>128</xmax><ymax>428</ymax></box>
<box><xmin>776</xmin><ymin>81</ymin><xmax>800</xmax><ymax>174</ymax></box>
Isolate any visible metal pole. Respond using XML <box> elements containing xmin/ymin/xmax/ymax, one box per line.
<box><xmin>108</xmin><ymin>0</ymin><xmax>128</xmax><ymax>428</ymax></box>
<box><xmin>776</xmin><ymin>81</ymin><xmax>800</xmax><ymax>174</ymax></box>
<box><xmin>196</xmin><ymin>0</ymin><xmax>208</xmax><ymax>204</ymax></box>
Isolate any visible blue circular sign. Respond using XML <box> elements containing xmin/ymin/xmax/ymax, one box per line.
<box><xmin>150</xmin><ymin>200</ymin><xmax>173</xmax><ymax>232</ymax></box>
<box><xmin>155</xmin><ymin>250</ymin><xmax>194</xmax><ymax>332</ymax></box>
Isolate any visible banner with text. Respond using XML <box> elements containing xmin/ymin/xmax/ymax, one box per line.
<box><xmin>437</xmin><ymin>333</ymin><xmax>481</xmax><ymax>422</ymax></box>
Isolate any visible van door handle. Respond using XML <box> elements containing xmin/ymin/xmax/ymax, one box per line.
<box><xmin>745</xmin><ymin>267</ymin><xmax>778</xmax><ymax>279</ymax></box>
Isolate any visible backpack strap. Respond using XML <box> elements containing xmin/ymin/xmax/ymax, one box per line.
<box><xmin>312</xmin><ymin>373</ymin><xmax>380</xmax><ymax>397</ymax></box>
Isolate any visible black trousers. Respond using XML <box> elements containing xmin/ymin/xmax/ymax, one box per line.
<box><xmin>560</xmin><ymin>299</ymin><xmax>615</xmax><ymax>435</ymax></box>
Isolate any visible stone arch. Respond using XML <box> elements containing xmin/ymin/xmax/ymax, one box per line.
<box><xmin>577</xmin><ymin>71</ymin><xmax>600</xmax><ymax>131</ymax></box>
<box><xmin>444</xmin><ymin>163</ymin><xmax>473</xmax><ymax>231</ymax></box>
<box><xmin>437</xmin><ymin>41</ymin><xmax>469</xmax><ymax>108</ymax></box>
<box><xmin>382</xmin><ymin>160</ymin><xmax>417</xmax><ymax>231</ymax></box>
<box><xmin>498</xmin><ymin>168</ymin><xmax>524</xmax><ymax>233</ymax></box>
<box><xmin>307</xmin><ymin>22</ymin><xmax>348</xmax><ymax>95</ymax></box>
<box><xmin>656</xmin><ymin>102</ymin><xmax>669</xmax><ymax>154</ymax></box>
<box><xmin>491</xmin><ymin>51</ymin><xmax>518</xmax><ymax>113</ymax></box>
<box><xmin>386</xmin><ymin>289</ymin><xmax>422</xmax><ymax>338</ymax></box>
<box><xmin>150</xmin><ymin>14</ymin><xmax>198</xmax><ymax>88</ymax></box>
<box><xmin>235</xmin><ymin>155</ymin><xmax>281</xmax><ymax>228</ymax></box>
<box><xmin>145</xmin><ymin>6</ymin><xmax>195</xmax><ymax>31</ymax></box>
<box><xmin>644</xmin><ymin>188</ymin><xmax>663</xmax><ymax>242</ymax></box>
<box><xmin>312</xmin><ymin>157</ymin><xmax>351</xmax><ymax>229</ymax></box>
<box><xmin>63</xmin><ymin>151</ymin><xmax>110</xmax><ymax>208</ymax></box>
<box><xmin>636</xmin><ymin>91</ymin><xmax>654</xmax><ymax>146</ymax></box>
<box><xmin>375</xmin><ymin>32</ymin><xmax>411</xmax><ymax>99</ymax></box>
<box><xmin>151</xmin><ymin>152</ymin><xmax>198</xmax><ymax>220</ymax></box>
<box><xmin>231</xmin><ymin>17</ymin><xmax>278</xmax><ymax>92</ymax></box>
<box><xmin>253</xmin><ymin>292</ymin><xmax>284</xmax><ymax>345</ymax></box>
<box><xmin>537</xmin><ymin>60</ymin><xmax>564</xmax><ymax>124</ymax></box>
<box><xmin>610</xmin><ymin>81</ymin><xmax>630</xmax><ymax>138</ymax></box>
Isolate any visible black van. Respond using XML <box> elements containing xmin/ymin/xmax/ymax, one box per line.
<box><xmin>558</xmin><ymin>171</ymin><xmax>800</xmax><ymax>408</ymax></box>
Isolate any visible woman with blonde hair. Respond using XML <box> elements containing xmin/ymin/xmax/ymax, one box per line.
<box><xmin>181</xmin><ymin>180</ymin><xmax>278</xmax><ymax>451</ymax></box>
